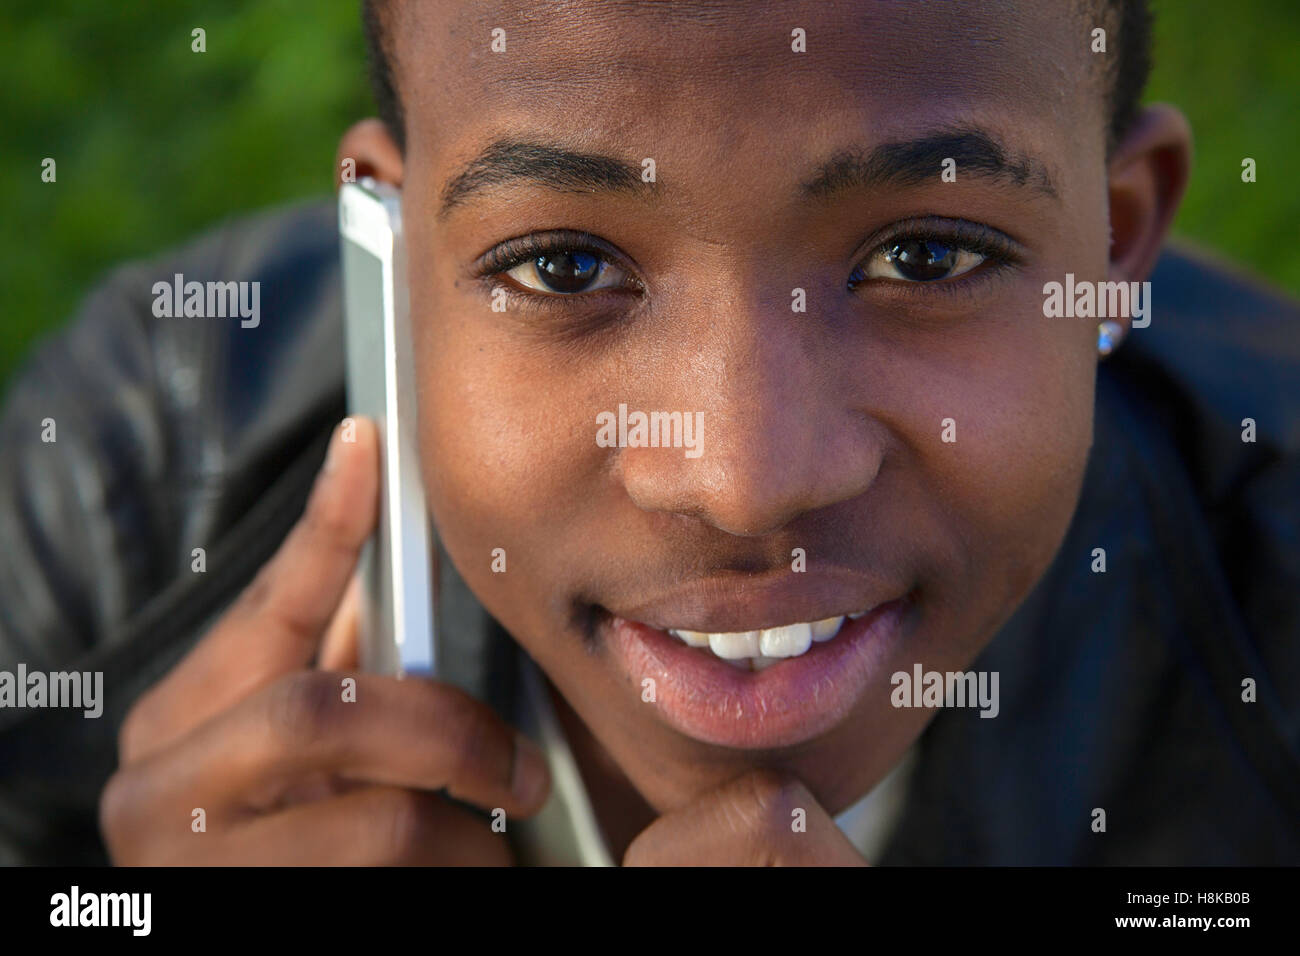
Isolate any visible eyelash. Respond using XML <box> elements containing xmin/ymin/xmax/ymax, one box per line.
<box><xmin>474</xmin><ymin>219</ymin><xmax>1021</xmax><ymax>308</ymax></box>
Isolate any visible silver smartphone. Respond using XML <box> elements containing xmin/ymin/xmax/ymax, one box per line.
<box><xmin>338</xmin><ymin>178</ymin><xmax>438</xmax><ymax>677</ymax></box>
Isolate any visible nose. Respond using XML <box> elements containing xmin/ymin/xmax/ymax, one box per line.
<box><xmin>616</xmin><ymin>289</ymin><xmax>885</xmax><ymax>538</ymax></box>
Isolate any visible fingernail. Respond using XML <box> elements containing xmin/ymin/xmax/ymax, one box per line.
<box><xmin>511</xmin><ymin>732</ymin><xmax>549</xmax><ymax>805</ymax></box>
<box><xmin>323</xmin><ymin>422</ymin><xmax>345</xmax><ymax>474</ymax></box>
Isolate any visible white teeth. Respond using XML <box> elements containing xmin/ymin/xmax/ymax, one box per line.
<box><xmin>669</xmin><ymin>629</ymin><xmax>712</xmax><ymax>647</ymax></box>
<box><xmin>848</xmin><ymin>610</ymin><xmax>868</xmax><ymax>619</ymax></box>
<box><xmin>810</xmin><ymin>616</ymin><xmax>845</xmax><ymax>642</ymax></box>
<box><xmin>759</xmin><ymin>622</ymin><xmax>813</xmax><ymax>658</ymax></box>
<box><xmin>708</xmin><ymin>630</ymin><xmax>761</xmax><ymax>659</ymax></box>
<box><xmin>666</xmin><ymin>611</ymin><xmax>863</xmax><ymax>666</ymax></box>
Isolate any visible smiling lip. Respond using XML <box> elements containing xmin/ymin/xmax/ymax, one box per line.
<box><xmin>602</xmin><ymin>596</ymin><xmax>912</xmax><ymax>750</ymax></box>
<box><xmin>611</xmin><ymin>566</ymin><xmax>902</xmax><ymax>635</ymax></box>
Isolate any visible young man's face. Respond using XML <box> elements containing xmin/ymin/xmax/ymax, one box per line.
<box><xmin>377</xmin><ymin>0</ymin><xmax>1111</xmax><ymax>814</ymax></box>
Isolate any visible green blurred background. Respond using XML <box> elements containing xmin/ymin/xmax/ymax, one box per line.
<box><xmin>2</xmin><ymin>0</ymin><xmax>1298</xmax><ymax>389</ymax></box>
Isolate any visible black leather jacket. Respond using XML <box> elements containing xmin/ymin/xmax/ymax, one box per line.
<box><xmin>2</xmin><ymin>199</ymin><xmax>1298</xmax><ymax>865</ymax></box>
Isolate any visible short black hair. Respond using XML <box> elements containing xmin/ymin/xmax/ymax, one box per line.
<box><xmin>362</xmin><ymin>0</ymin><xmax>1152</xmax><ymax>157</ymax></box>
<box><xmin>1098</xmin><ymin>0</ymin><xmax>1154</xmax><ymax>151</ymax></box>
<box><xmin>361</xmin><ymin>0</ymin><xmax>404</xmax><ymax>152</ymax></box>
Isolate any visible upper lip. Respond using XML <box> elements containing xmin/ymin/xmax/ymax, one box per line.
<box><xmin>605</xmin><ymin>566</ymin><xmax>904</xmax><ymax>634</ymax></box>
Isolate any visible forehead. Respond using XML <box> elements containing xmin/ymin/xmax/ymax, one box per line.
<box><xmin>392</xmin><ymin>0</ymin><xmax>1099</xmax><ymax>204</ymax></box>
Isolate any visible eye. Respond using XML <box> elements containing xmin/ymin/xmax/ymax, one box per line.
<box><xmin>847</xmin><ymin>219</ymin><xmax>1021</xmax><ymax>292</ymax></box>
<box><xmin>864</xmin><ymin>238</ymin><xmax>986</xmax><ymax>283</ymax></box>
<box><xmin>504</xmin><ymin>249</ymin><xmax>629</xmax><ymax>295</ymax></box>
<box><xmin>478</xmin><ymin>231</ymin><xmax>638</xmax><ymax>298</ymax></box>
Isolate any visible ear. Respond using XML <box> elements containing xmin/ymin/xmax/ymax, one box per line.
<box><xmin>1106</xmin><ymin>104</ymin><xmax>1193</xmax><ymax>286</ymax></box>
<box><xmin>335</xmin><ymin>118</ymin><xmax>404</xmax><ymax>190</ymax></box>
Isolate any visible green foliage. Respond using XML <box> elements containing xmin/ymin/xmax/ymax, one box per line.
<box><xmin>0</xmin><ymin>1</ymin><xmax>371</xmax><ymax>386</ymax></box>
<box><xmin>1146</xmin><ymin>0</ymin><xmax>1300</xmax><ymax>294</ymax></box>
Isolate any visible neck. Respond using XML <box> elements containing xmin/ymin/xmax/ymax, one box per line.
<box><xmin>544</xmin><ymin>677</ymin><xmax>658</xmax><ymax>862</ymax></box>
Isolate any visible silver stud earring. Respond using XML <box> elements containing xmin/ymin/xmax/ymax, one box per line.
<box><xmin>1097</xmin><ymin>320</ymin><xmax>1125</xmax><ymax>357</ymax></box>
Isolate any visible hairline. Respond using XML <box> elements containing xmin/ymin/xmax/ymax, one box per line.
<box><xmin>363</xmin><ymin>0</ymin><xmax>1150</xmax><ymax>160</ymax></box>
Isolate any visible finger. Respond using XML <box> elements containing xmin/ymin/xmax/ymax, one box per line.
<box><xmin>130</xmin><ymin>671</ymin><xmax>552</xmax><ymax>824</ymax></box>
<box><xmin>622</xmin><ymin>769</ymin><xmax>868</xmax><ymax>866</ymax></box>
<box><xmin>225</xmin><ymin>786</ymin><xmax>512</xmax><ymax>865</ymax></box>
<box><xmin>121</xmin><ymin>417</ymin><xmax>379</xmax><ymax>762</ymax></box>
<box><xmin>144</xmin><ymin>788</ymin><xmax>511</xmax><ymax>866</ymax></box>
<box><xmin>317</xmin><ymin>575</ymin><xmax>362</xmax><ymax>671</ymax></box>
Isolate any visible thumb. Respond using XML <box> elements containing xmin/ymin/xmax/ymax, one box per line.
<box><xmin>317</xmin><ymin>575</ymin><xmax>363</xmax><ymax>671</ymax></box>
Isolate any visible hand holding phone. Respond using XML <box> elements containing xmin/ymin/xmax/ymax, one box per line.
<box><xmin>101</xmin><ymin>421</ymin><xmax>551</xmax><ymax>865</ymax></box>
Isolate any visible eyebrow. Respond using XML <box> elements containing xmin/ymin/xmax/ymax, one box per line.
<box><xmin>438</xmin><ymin>140</ymin><xmax>654</xmax><ymax>219</ymax></box>
<box><xmin>800</xmin><ymin>126</ymin><xmax>1059</xmax><ymax>202</ymax></box>
<box><xmin>437</xmin><ymin>125</ymin><xmax>1058</xmax><ymax>219</ymax></box>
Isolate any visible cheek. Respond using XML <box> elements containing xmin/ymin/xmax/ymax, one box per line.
<box><xmin>407</xmin><ymin>303</ymin><xmax>601</xmax><ymax>635</ymax></box>
<box><xmin>922</xmin><ymin>326</ymin><xmax>1097</xmax><ymax>616</ymax></box>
